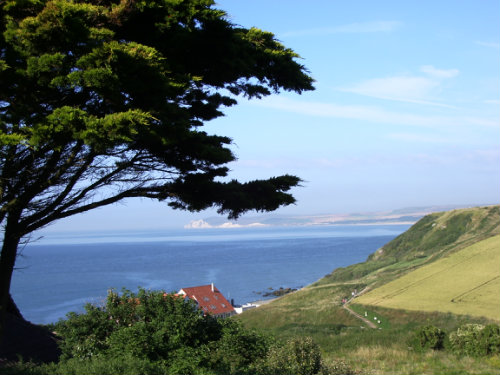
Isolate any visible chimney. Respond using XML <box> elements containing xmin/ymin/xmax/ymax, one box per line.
<box><xmin>211</xmin><ymin>283</ymin><xmax>214</xmax><ymax>292</ymax></box>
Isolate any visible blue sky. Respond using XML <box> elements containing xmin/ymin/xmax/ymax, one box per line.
<box><xmin>43</xmin><ymin>0</ymin><xmax>499</xmax><ymax>232</ymax></box>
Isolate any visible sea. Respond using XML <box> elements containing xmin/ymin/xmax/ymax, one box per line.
<box><xmin>10</xmin><ymin>224</ymin><xmax>410</xmax><ymax>324</ymax></box>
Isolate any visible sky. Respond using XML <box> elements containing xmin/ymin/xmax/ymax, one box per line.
<box><xmin>41</xmin><ymin>0</ymin><xmax>500</xmax><ymax>233</ymax></box>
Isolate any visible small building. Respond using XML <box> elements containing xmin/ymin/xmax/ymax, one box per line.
<box><xmin>234</xmin><ymin>302</ymin><xmax>259</xmax><ymax>314</ymax></box>
<box><xmin>178</xmin><ymin>283</ymin><xmax>236</xmax><ymax>318</ymax></box>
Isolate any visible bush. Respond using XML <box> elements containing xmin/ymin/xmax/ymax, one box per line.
<box><xmin>211</xmin><ymin>322</ymin><xmax>273</xmax><ymax>374</ymax></box>
<box><xmin>54</xmin><ymin>304</ymin><xmax>113</xmax><ymax>359</ymax></box>
<box><xmin>409</xmin><ymin>325</ymin><xmax>446</xmax><ymax>351</ymax></box>
<box><xmin>449</xmin><ymin>323</ymin><xmax>500</xmax><ymax>357</ymax></box>
<box><xmin>478</xmin><ymin>324</ymin><xmax>500</xmax><ymax>356</ymax></box>
<box><xmin>449</xmin><ymin>323</ymin><xmax>484</xmax><ymax>356</ymax></box>
<box><xmin>256</xmin><ymin>337</ymin><xmax>323</xmax><ymax>375</ymax></box>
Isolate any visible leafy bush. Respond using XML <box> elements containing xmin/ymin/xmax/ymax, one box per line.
<box><xmin>449</xmin><ymin>323</ymin><xmax>482</xmax><ymax>356</ymax></box>
<box><xmin>55</xmin><ymin>288</ymin><xmax>221</xmax><ymax>361</ymax></box>
<box><xmin>409</xmin><ymin>325</ymin><xmax>446</xmax><ymax>351</ymax></box>
<box><xmin>449</xmin><ymin>323</ymin><xmax>484</xmax><ymax>356</ymax></box>
<box><xmin>449</xmin><ymin>323</ymin><xmax>500</xmax><ymax>357</ymax></box>
<box><xmin>47</xmin><ymin>288</ymin><xmax>342</xmax><ymax>374</ymax></box>
<box><xmin>211</xmin><ymin>322</ymin><xmax>273</xmax><ymax>374</ymax></box>
<box><xmin>55</xmin><ymin>304</ymin><xmax>113</xmax><ymax>359</ymax></box>
<box><xmin>478</xmin><ymin>324</ymin><xmax>500</xmax><ymax>356</ymax></box>
<box><xmin>255</xmin><ymin>337</ymin><xmax>323</xmax><ymax>375</ymax></box>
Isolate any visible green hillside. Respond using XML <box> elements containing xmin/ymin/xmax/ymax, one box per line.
<box><xmin>355</xmin><ymin>234</ymin><xmax>500</xmax><ymax>320</ymax></box>
<box><xmin>237</xmin><ymin>205</ymin><xmax>500</xmax><ymax>374</ymax></box>
<box><xmin>313</xmin><ymin>205</ymin><xmax>500</xmax><ymax>290</ymax></box>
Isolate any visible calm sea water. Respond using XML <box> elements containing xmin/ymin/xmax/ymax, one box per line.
<box><xmin>11</xmin><ymin>224</ymin><xmax>409</xmax><ymax>324</ymax></box>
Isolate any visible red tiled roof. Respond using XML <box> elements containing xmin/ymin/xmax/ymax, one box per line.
<box><xmin>178</xmin><ymin>284</ymin><xmax>235</xmax><ymax>317</ymax></box>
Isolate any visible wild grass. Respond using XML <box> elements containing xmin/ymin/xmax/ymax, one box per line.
<box><xmin>332</xmin><ymin>345</ymin><xmax>500</xmax><ymax>375</ymax></box>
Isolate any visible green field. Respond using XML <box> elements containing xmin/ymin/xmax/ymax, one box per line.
<box><xmin>355</xmin><ymin>235</ymin><xmax>500</xmax><ymax>321</ymax></box>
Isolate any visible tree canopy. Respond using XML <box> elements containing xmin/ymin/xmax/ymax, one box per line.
<box><xmin>0</xmin><ymin>0</ymin><xmax>314</xmax><ymax>333</ymax></box>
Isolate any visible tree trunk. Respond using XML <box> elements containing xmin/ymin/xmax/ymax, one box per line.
<box><xmin>0</xmin><ymin>211</ymin><xmax>22</xmax><ymax>340</ymax></box>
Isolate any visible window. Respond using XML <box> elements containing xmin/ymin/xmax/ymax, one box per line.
<box><xmin>210</xmin><ymin>304</ymin><xmax>216</xmax><ymax>310</ymax></box>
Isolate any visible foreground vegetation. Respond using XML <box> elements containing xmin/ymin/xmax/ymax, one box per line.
<box><xmin>2</xmin><ymin>289</ymin><xmax>355</xmax><ymax>375</ymax></box>
<box><xmin>237</xmin><ymin>206</ymin><xmax>500</xmax><ymax>374</ymax></box>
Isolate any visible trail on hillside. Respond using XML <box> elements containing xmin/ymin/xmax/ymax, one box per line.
<box><xmin>342</xmin><ymin>287</ymin><xmax>378</xmax><ymax>329</ymax></box>
<box><xmin>342</xmin><ymin>304</ymin><xmax>377</xmax><ymax>329</ymax></box>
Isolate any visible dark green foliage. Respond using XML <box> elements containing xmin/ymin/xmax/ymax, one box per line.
<box><xmin>55</xmin><ymin>304</ymin><xmax>113</xmax><ymax>359</ymax></box>
<box><xmin>0</xmin><ymin>360</ymin><xmax>47</xmax><ymax>375</ymax></box>
<box><xmin>42</xmin><ymin>355</ymin><xmax>171</xmax><ymax>375</ymax></box>
<box><xmin>409</xmin><ymin>325</ymin><xmax>446</xmax><ymax>352</ymax></box>
<box><xmin>255</xmin><ymin>337</ymin><xmax>323</xmax><ymax>375</ymax></box>
<box><xmin>45</xmin><ymin>288</ymin><xmax>339</xmax><ymax>375</ymax></box>
<box><xmin>55</xmin><ymin>288</ymin><xmax>221</xmax><ymax>362</ymax></box>
<box><xmin>449</xmin><ymin>323</ymin><xmax>500</xmax><ymax>357</ymax></box>
<box><xmin>210</xmin><ymin>323</ymin><xmax>273</xmax><ymax>374</ymax></box>
<box><xmin>478</xmin><ymin>324</ymin><xmax>500</xmax><ymax>356</ymax></box>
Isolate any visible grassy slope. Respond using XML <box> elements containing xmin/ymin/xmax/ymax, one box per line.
<box><xmin>236</xmin><ymin>205</ymin><xmax>500</xmax><ymax>374</ymax></box>
<box><xmin>355</xmin><ymin>234</ymin><xmax>500</xmax><ymax>320</ymax></box>
<box><xmin>315</xmin><ymin>205</ymin><xmax>500</xmax><ymax>290</ymax></box>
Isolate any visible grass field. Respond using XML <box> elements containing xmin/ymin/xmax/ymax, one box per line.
<box><xmin>355</xmin><ymin>235</ymin><xmax>500</xmax><ymax>321</ymax></box>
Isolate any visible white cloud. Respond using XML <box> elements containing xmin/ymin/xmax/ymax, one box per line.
<box><xmin>307</xmin><ymin>148</ymin><xmax>500</xmax><ymax>170</ymax></box>
<box><xmin>184</xmin><ymin>219</ymin><xmax>212</xmax><ymax>229</ymax></box>
<box><xmin>252</xmin><ymin>96</ymin><xmax>497</xmax><ymax>128</ymax></box>
<box><xmin>282</xmin><ymin>21</ymin><xmax>401</xmax><ymax>37</ymax></box>
<box><xmin>339</xmin><ymin>75</ymin><xmax>444</xmax><ymax>106</ymax></box>
<box><xmin>387</xmin><ymin>133</ymin><xmax>454</xmax><ymax>144</ymax></box>
<box><xmin>475</xmin><ymin>41</ymin><xmax>500</xmax><ymax>49</ymax></box>
<box><xmin>420</xmin><ymin>65</ymin><xmax>459</xmax><ymax>79</ymax></box>
<box><xmin>484</xmin><ymin>99</ymin><xmax>500</xmax><ymax>105</ymax></box>
<box><xmin>184</xmin><ymin>219</ymin><xmax>266</xmax><ymax>229</ymax></box>
<box><xmin>339</xmin><ymin>65</ymin><xmax>459</xmax><ymax>107</ymax></box>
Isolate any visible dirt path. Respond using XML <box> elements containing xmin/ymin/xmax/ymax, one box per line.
<box><xmin>342</xmin><ymin>304</ymin><xmax>377</xmax><ymax>328</ymax></box>
<box><xmin>342</xmin><ymin>287</ymin><xmax>378</xmax><ymax>329</ymax></box>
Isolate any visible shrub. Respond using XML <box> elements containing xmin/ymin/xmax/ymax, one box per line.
<box><xmin>449</xmin><ymin>323</ymin><xmax>485</xmax><ymax>356</ymax></box>
<box><xmin>478</xmin><ymin>324</ymin><xmax>500</xmax><ymax>356</ymax></box>
<box><xmin>167</xmin><ymin>346</ymin><xmax>213</xmax><ymax>375</ymax></box>
<box><xmin>211</xmin><ymin>321</ymin><xmax>273</xmax><ymax>374</ymax></box>
<box><xmin>448</xmin><ymin>323</ymin><xmax>500</xmax><ymax>357</ymax></box>
<box><xmin>409</xmin><ymin>325</ymin><xmax>446</xmax><ymax>351</ymax></box>
<box><xmin>54</xmin><ymin>304</ymin><xmax>112</xmax><ymax>359</ymax></box>
<box><xmin>256</xmin><ymin>336</ymin><xmax>323</xmax><ymax>375</ymax></box>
